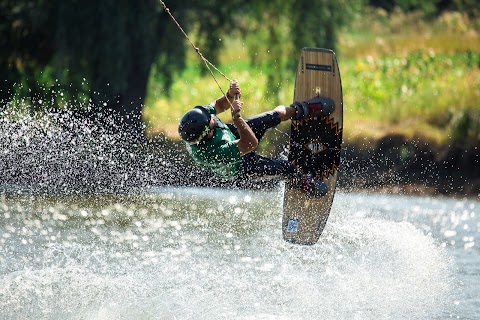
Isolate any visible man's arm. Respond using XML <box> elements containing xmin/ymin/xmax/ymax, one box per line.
<box><xmin>230</xmin><ymin>100</ymin><xmax>258</xmax><ymax>156</ymax></box>
<box><xmin>212</xmin><ymin>81</ymin><xmax>240</xmax><ymax>114</ymax></box>
<box><xmin>210</xmin><ymin>81</ymin><xmax>256</xmax><ymax>155</ymax></box>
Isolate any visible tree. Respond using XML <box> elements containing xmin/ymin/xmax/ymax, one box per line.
<box><xmin>53</xmin><ymin>0</ymin><xmax>172</xmax><ymax>135</ymax></box>
<box><xmin>1</xmin><ymin>0</ymin><xmax>361</xmax><ymax>136</ymax></box>
<box><xmin>0</xmin><ymin>1</ymin><xmax>57</xmax><ymax>104</ymax></box>
<box><xmin>239</xmin><ymin>0</ymin><xmax>363</xmax><ymax>104</ymax></box>
<box><xmin>0</xmin><ymin>0</ymin><xmax>240</xmax><ymax>136</ymax></box>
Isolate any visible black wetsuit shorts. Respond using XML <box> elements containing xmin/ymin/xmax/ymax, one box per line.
<box><xmin>227</xmin><ymin>110</ymin><xmax>296</xmax><ymax>180</ymax></box>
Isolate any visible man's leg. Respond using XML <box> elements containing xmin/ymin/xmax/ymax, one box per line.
<box><xmin>227</xmin><ymin>110</ymin><xmax>280</xmax><ymax>141</ymax></box>
<box><xmin>242</xmin><ymin>152</ymin><xmax>296</xmax><ymax>179</ymax></box>
<box><xmin>272</xmin><ymin>105</ymin><xmax>296</xmax><ymax>121</ymax></box>
<box><xmin>241</xmin><ymin>153</ymin><xmax>327</xmax><ymax>196</ymax></box>
<box><xmin>235</xmin><ymin>106</ymin><xmax>327</xmax><ymax>196</ymax></box>
<box><xmin>228</xmin><ymin>99</ymin><xmax>334</xmax><ymax>140</ymax></box>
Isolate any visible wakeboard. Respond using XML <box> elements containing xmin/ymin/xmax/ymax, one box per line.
<box><xmin>282</xmin><ymin>48</ymin><xmax>343</xmax><ymax>245</ymax></box>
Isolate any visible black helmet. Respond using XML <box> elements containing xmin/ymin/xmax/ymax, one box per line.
<box><xmin>178</xmin><ymin>106</ymin><xmax>211</xmax><ymax>144</ymax></box>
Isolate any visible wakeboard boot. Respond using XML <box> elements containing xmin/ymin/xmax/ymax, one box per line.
<box><xmin>291</xmin><ymin>173</ymin><xmax>328</xmax><ymax>197</ymax></box>
<box><xmin>291</xmin><ymin>97</ymin><xmax>335</xmax><ymax>120</ymax></box>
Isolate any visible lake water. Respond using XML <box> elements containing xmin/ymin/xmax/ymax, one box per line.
<box><xmin>0</xmin><ymin>187</ymin><xmax>478</xmax><ymax>320</ymax></box>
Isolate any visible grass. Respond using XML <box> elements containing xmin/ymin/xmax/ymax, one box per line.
<box><xmin>342</xmin><ymin>51</ymin><xmax>480</xmax><ymax>145</ymax></box>
<box><xmin>144</xmin><ymin>9</ymin><xmax>480</xmax><ymax>149</ymax></box>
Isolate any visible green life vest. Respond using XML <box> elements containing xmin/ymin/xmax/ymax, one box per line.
<box><xmin>187</xmin><ymin>104</ymin><xmax>241</xmax><ymax>179</ymax></box>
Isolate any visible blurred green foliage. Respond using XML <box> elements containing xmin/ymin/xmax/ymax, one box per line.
<box><xmin>1</xmin><ymin>0</ymin><xmax>479</xmax><ymax>143</ymax></box>
<box><xmin>344</xmin><ymin>51</ymin><xmax>480</xmax><ymax>147</ymax></box>
<box><xmin>1</xmin><ymin>0</ymin><xmax>361</xmax><ymax>123</ymax></box>
<box><xmin>144</xmin><ymin>9</ymin><xmax>480</xmax><ymax>149</ymax></box>
<box><xmin>368</xmin><ymin>0</ymin><xmax>479</xmax><ymax>16</ymax></box>
<box><xmin>0</xmin><ymin>0</ymin><xmax>242</xmax><ymax>133</ymax></box>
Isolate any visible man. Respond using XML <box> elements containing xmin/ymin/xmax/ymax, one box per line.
<box><xmin>178</xmin><ymin>81</ymin><xmax>334</xmax><ymax>197</ymax></box>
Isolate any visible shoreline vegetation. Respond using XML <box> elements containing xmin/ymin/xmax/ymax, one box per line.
<box><xmin>144</xmin><ymin>9</ymin><xmax>479</xmax><ymax>197</ymax></box>
<box><xmin>1</xmin><ymin>7</ymin><xmax>478</xmax><ymax>198</ymax></box>
<box><xmin>144</xmin><ymin>9</ymin><xmax>479</xmax><ymax>147</ymax></box>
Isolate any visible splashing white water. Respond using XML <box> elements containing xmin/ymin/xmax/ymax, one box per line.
<box><xmin>0</xmin><ymin>106</ymin><xmax>192</xmax><ymax>194</ymax></box>
<box><xmin>0</xmin><ymin>190</ymin><xmax>456</xmax><ymax>320</ymax></box>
